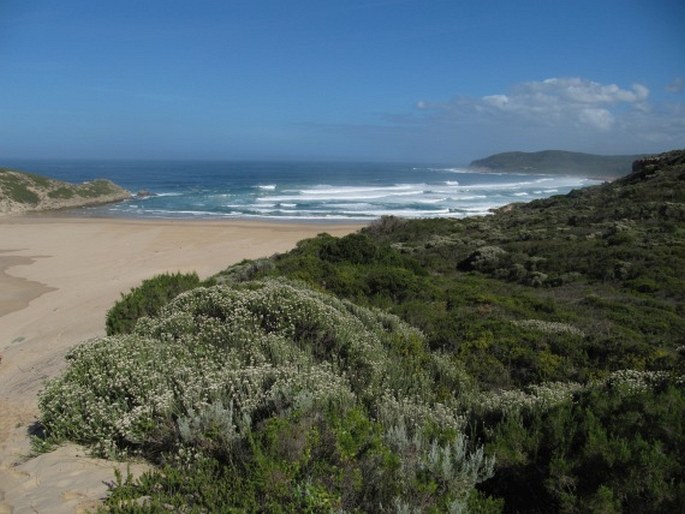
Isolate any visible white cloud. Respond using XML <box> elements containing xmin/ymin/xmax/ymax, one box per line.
<box><xmin>537</xmin><ymin>78</ymin><xmax>649</xmax><ymax>104</ymax></box>
<box><xmin>482</xmin><ymin>94</ymin><xmax>510</xmax><ymax>109</ymax></box>
<box><xmin>406</xmin><ymin>76</ymin><xmax>685</xmax><ymax>157</ymax></box>
<box><xmin>578</xmin><ymin>108</ymin><xmax>615</xmax><ymax>131</ymax></box>
<box><xmin>320</xmin><ymin>76</ymin><xmax>684</xmax><ymax>162</ymax></box>
<box><xmin>475</xmin><ymin>78</ymin><xmax>650</xmax><ymax>128</ymax></box>
<box><xmin>416</xmin><ymin>77</ymin><xmax>665</xmax><ymax>132</ymax></box>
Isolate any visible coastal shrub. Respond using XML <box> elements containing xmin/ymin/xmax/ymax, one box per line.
<box><xmin>266</xmin><ymin>203</ymin><xmax>681</xmax><ymax>387</ymax></box>
<box><xmin>105</xmin><ymin>272</ymin><xmax>202</xmax><ymax>335</ymax></box>
<box><xmin>269</xmin><ymin>232</ymin><xmax>427</xmax><ymax>300</ymax></box>
<box><xmin>78</xmin><ymin>179</ymin><xmax>123</xmax><ymax>197</ymax></box>
<box><xmin>101</xmin><ymin>403</ymin><xmax>495</xmax><ymax>513</ymax></box>
<box><xmin>319</xmin><ymin>232</ymin><xmax>379</xmax><ymax>264</ymax></box>
<box><xmin>41</xmin><ymin>279</ymin><xmax>495</xmax><ymax>511</ymax></box>
<box><xmin>365</xmin><ymin>266</ymin><xmax>419</xmax><ymax>302</ymax></box>
<box><xmin>478</xmin><ymin>373</ymin><xmax>685</xmax><ymax>513</ymax></box>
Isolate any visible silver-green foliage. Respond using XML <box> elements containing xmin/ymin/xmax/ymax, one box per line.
<box><xmin>41</xmin><ymin>280</ymin><xmax>371</xmax><ymax>455</ymax></box>
<box><xmin>42</xmin><ymin>282</ymin><xmax>461</xmax><ymax>432</ymax></box>
<box><xmin>40</xmin><ymin>278</ymin><xmax>497</xmax><ymax>509</ymax></box>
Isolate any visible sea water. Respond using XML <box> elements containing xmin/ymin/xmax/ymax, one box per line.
<box><xmin>3</xmin><ymin>160</ymin><xmax>601</xmax><ymax>221</ymax></box>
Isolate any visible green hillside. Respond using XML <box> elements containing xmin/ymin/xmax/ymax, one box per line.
<box><xmin>38</xmin><ymin>151</ymin><xmax>685</xmax><ymax>512</ymax></box>
<box><xmin>0</xmin><ymin>168</ymin><xmax>129</xmax><ymax>214</ymax></box>
<box><xmin>470</xmin><ymin>149</ymin><xmax>645</xmax><ymax>177</ymax></box>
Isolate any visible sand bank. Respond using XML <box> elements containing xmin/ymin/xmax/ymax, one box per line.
<box><xmin>0</xmin><ymin>215</ymin><xmax>363</xmax><ymax>513</ymax></box>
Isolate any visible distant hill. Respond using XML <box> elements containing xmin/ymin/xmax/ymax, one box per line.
<box><xmin>0</xmin><ymin>168</ymin><xmax>130</xmax><ymax>215</ymax></box>
<box><xmin>470</xmin><ymin>150</ymin><xmax>645</xmax><ymax>177</ymax></box>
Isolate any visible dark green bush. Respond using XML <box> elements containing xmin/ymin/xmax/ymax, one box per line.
<box><xmin>105</xmin><ymin>272</ymin><xmax>202</xmax><ymax>335</ymax></box>
<box><xmin>319</xmin><ymin>232</ymin><xmax>379</xmax><ymax>264</ymax></box>
<box><xmin>479</xmin><ymin>375</ymin><xmax>685</xmax><ymax>513</ymax></box>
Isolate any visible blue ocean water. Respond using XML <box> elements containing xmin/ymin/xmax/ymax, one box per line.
<box><xmin>3</xmin><ymin>160</ymin><xmax>600</xmax><ymax>221</ymax></box>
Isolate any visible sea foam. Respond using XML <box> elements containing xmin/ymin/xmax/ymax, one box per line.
<box><xmin>7</xmin><ymin>160</ymin><xmax>600</xmax><ymax>221</ymax></box>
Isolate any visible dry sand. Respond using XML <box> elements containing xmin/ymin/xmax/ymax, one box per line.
<box><xmin>0</xmin><ymin>214</ymin><xmax>363</xmax><ymax>513</ymax></box>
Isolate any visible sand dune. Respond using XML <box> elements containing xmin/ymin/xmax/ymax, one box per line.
<box><xmin>0</xmin><ymin>215</ymin><xmax>362</xmax><ymax>513</ymax></box>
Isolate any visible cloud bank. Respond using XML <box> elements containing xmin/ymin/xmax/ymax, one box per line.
<box><xmin>410</xmin><ymin>77</ymin><xmax>684</xmax><ymax>157</ymax></box>
<box><xmin>418</xmin><ymin>78</ymin><xmax>652</xmax><ymax>131</ymax></box>
<box><xmin>305</xmin><ymin>76</ymin><xmax>683</xmax><ymax>162</ymax></box>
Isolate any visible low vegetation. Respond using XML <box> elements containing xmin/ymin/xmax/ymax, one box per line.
<box><xmin>37</xmin><ymin>150</ymin><xmax>685</xmax><ymax>512</ymax></box>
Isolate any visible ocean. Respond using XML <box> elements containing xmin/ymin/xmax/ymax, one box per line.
<box><xmin>3</xmin><ymin>160</ymin><xmax>600</xmax><ymax>222</ymax></box>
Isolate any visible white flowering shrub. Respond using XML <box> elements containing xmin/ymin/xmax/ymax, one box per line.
<box><xmin>39</xmin><ymin>278</ymin><xmax>499</xmax><ymax>511</ymax></box>
<box><xmin>600</xmin><ymin>368</ymin><xmax>669</xmax><ymax>394</ymax></box>
<box><xmin>473</xmin><ymin>381</ymin><xmax>583</xmax><ymax>418</ymax></box>
<box><xmin>469</xmin><ymin>369</ymin><xmax>676</xmax><ymax>424</ymax></box>
<box><xmin>40</xmin><ymin>279</ymin><xmax>468</xmax><ymax>452</ymax></box>
<box><xmin>511</xmin><ymin>319</ymin><xmax>585</xmax><ymax>337</ymax></box>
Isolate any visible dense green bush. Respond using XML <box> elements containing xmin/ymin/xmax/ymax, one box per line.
<box><xmin>105</xmin><ymin>272</ymin><xmax>203</xmax><ymax>335</ymax></box>
<box><xmin>478</xmin><ymin>372</ymin><xmax>685</xmax><ymax>513</ymax></box>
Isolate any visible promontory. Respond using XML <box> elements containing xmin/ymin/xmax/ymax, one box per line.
<box><xmin>0</xmin><ymin>168</ymin><xmax>130</xmax><ymax>215</ymax></box>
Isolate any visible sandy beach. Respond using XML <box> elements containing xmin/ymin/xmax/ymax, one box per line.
<box><xmin>0</xmin><ymin>215</ymin><xmax>363</xmax><ymax>513</ymax></box>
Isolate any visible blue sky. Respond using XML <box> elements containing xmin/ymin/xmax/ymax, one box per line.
<box><xmin>1</xmin><ymin>0</ymin><xmax>683</xmax><ymax>163</ymax></box>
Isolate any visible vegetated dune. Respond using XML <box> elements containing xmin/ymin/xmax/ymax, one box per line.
<box><xmin>0</xmin><ymin>168</ymin><xmax>130</xmax><ymax>215</ymax></box>
<box><xmin>30</xmin><ymin>150</ymin><xmax>685</xmax><ymax>512</ymax></box>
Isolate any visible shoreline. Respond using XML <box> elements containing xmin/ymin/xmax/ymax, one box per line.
<box><xmin>0</xmin><ymin>215</ymin><xmax>365</xmax><ymax>317</ymax></box>
<box><xmin>2</xmin><ymin>160</ymin><xmax>609</xmax><ymax>223</ymax></box>
<box><xmin>2</xmin><ymin>207</ymin><xmax>373</xmax><ymax>225</ymax></box>
<box><xmin>0</xmin><ymin>213</ymin><xmax>364</xmax><ymax>513</ymax></box>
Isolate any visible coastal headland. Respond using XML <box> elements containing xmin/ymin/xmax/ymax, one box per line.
<box><xmin>0</xmin><ymin>215</ymin><xmax>363</xmax><ymax>513</ymax></box>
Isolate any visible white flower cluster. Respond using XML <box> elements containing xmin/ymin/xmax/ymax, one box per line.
<box><xmin>472</xmin><ymin>368</ymin><xmax>681</xmax><ymax>419</ymax></box>
<box><xmin>474</xmin><ymin>381</ymin><xmax>584</xmax><ymax>416</ymax></box>
<box><xmin>600</xmin><ymin>369</ymin><xmax>669</xmax><ymax>394</ymax></box>
<box><xmin>377</xmin><ymin>392</ymin><xmax>465</xmax><ymax>435</ymax></box>
<box><xmin>512</xmin><ymin>319</ymin><xmax>585</xmax><ymax>337</ymax></box>
<box><xmin>39</xmin><ymin>277</ymin><xmax>506</xmax><ymax>507</ymax></box>
<box><xmin>39</xmin><ymin>278</ymin><xmax>439</xmax><ymax>459</ymax></box>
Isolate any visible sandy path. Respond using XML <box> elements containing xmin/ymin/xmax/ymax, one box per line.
<box><xmin>0</xmin><ymin>215</ymin><xmax>362</xmax><ymax>513</ymax></box>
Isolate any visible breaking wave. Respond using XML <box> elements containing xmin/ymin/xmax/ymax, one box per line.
<box><xmin>13</xmin><ymin>160</ymin><xmax>600</xmax><ymax>221</ymax></box>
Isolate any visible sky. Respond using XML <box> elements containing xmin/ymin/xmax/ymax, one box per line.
<box><xmin>1</xmin><ymin>0</ymin><xmax>684</xmax><ymax>163</ymax></box>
